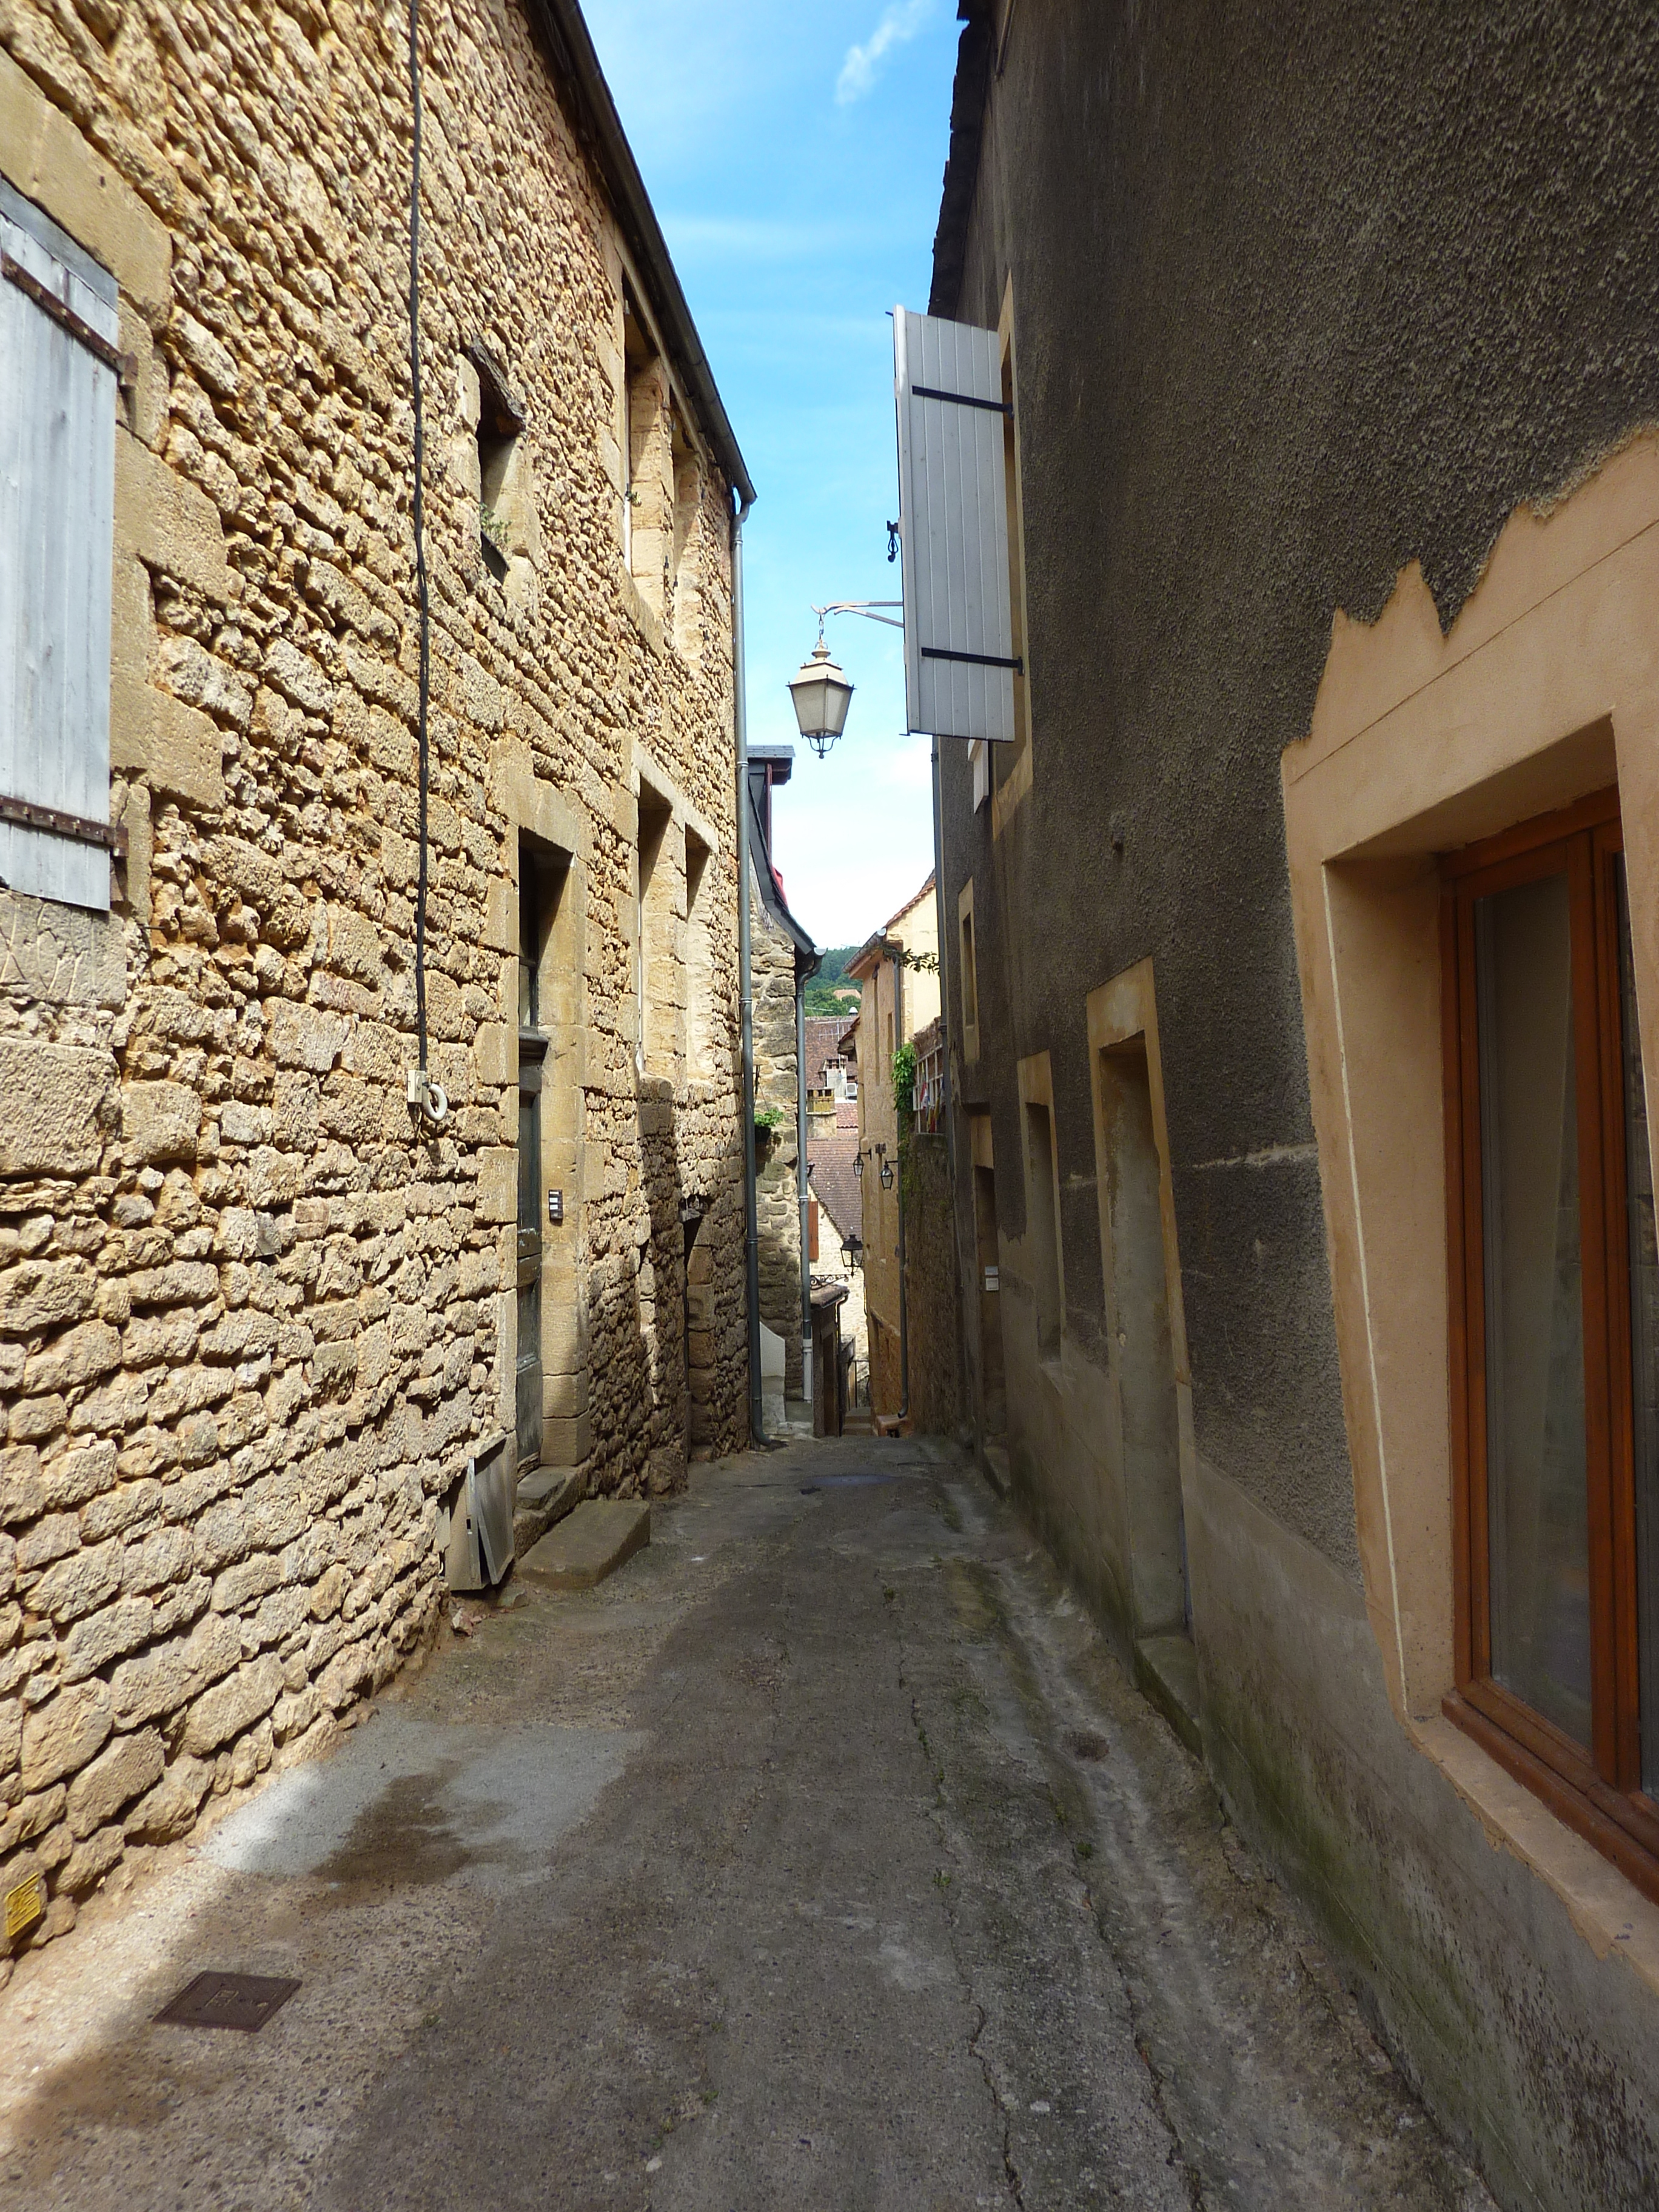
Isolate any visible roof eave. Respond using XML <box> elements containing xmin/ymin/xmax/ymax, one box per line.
<box><xmin>532</xmin><ymin>0</ymin><xmax>756</xmax><ymax>508</ymax></box>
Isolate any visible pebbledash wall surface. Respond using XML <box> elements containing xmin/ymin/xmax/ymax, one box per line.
<box><xmin>0</xmin><ymin>0</ymin><xmax>750</xmax><ymax>1958</ymax></box>
<box><xmin>933</xmin><ymin>3</ymin><xmax>1659</xmax><ymax>2207</ymax></box>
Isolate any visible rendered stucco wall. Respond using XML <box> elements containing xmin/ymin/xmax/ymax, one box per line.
<box><xmin>933</xmin><ymin>2</ymin><xmax>1659</xmax><ymax>2201</ymax></box>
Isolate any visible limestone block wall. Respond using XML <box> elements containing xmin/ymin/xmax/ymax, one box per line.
<box><xmin>0</xmin><ymin>0</ymin><xmax>746</xmax><ymax>1968</ymax></box>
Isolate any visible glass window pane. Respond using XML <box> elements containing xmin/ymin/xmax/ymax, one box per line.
<box><xmin>1475</xmin><ymin>871</ymin><xmax>1593</xmax><ymax>1751</ymax></box>
<box><xmin>1617</xmin><ymin>861</ymin><xmax>1659</xmax><ymax>1795</ymax></box>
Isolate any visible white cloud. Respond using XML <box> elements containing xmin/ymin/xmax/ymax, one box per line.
<box><xmin>836</xmin><ymin>0</ymin><xmax>937</xmax><ymax>106</ymax></box>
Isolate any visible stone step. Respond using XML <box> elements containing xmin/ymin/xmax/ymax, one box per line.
<box><xmin>512</xmin><ymin>1466</ymin><xmax>582</xmax><ymax>1561</ymax></box>
<box><xmin>1134</xmin><ymin>1632</ymin><xmax>1203</xmax><ymax>1759</ymax></box>
<box><xmin>518</xmin><ymin>1498</ymin><xmax>650</xmax><ymax>1590</ymax></box>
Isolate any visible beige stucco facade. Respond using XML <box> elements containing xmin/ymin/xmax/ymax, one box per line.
<box><xmin>1281</xmin><ymin>434</ymin><xmax>1659</xmax><ymax>1991</ymax></box>
<box><xmin>0</xmin><ymin>0</ymin><xmax>748</xmax><ymax>1962</ymax></box>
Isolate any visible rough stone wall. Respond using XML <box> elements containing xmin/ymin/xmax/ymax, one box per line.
<box><xmin>0</xmin><ymin>0</ymin><xmax>745</xmax><ymax>1968</ymax></box>
<box><xmin>751</xmin><ymin>882</ymin><xmax>802</xmax><ymax>1396</ymax></box>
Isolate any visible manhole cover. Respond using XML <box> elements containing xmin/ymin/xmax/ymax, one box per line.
<box><xmin>155</xmin><ymin>1970</ymin><xmax>300</xmax><ymax>2033</ymax></box>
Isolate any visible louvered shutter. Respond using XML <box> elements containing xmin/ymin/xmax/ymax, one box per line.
<box><xmin>0</xmin><ymin>188</ymin><xmax>119</xmax><ymax>911</ymax></box>
<box><xmin>893</xmin><ymin>308</ymin><xmax>1017</xmax><ymax>745</ymax></box>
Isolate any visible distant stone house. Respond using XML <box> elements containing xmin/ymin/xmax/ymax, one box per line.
<box><xmin>0</xmin><ymin>0</ymin><xmax>751</xmax><ymax>1956</ymax></box>
<box><xmin>806</xmin><ymin>1124</ymin><xmax>865</xmax><ymax>1403</ymax></box>
<box><xmin>802</xmin><ymin>1014</ymin><xmax>855</xmax><ymax>1132</ymax></box>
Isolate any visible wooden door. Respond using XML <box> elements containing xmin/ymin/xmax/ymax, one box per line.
<box><xmin>516</xmin><ymin>1044</ymin><xmax>544</xmax><ymax>1469</ymax></box>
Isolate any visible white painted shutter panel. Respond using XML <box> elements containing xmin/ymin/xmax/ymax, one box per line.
<box><xmin>894</xmin><ymin>307</ymin><xmax>1016</xmax><ymax>745</ymax></box>
<box><xmin>0</xmin><ymin>198</ymin><xmax>119</xmax><ymax>911</ymax></box>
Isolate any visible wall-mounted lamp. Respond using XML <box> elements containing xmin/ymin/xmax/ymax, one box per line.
<box><xmin>788</xmin><ymin>599</ymin><xmax>902</xmax><ymax>760</ymax></box>
<box><xmin>840</xmin><ymin>1231</ymin><xmax>863</xmax><ymax>1271</ymax></box>
<box><xmin>875</xmin><ymin>1141</ymin><xmax>895</xmax><ymax>1192</ymax></box>
<box><xmin>853</xmin><ymin>1150</ymin><xmax>864</xmax><ymax>1180</ymax></box>
<box><xmin>787</xmin><ymin>634</ymin><xmax>853</xmax><ymax>760</ymax></box>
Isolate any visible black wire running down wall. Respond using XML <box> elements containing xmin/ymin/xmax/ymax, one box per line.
<box><xmin>406</xmin><ymin>0</ymin><xmax>432</xmax><ymax>1077</ymax></box>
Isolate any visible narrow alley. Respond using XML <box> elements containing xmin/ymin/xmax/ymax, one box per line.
<box><xmin>0</xmin><ymin>1438</ymin><xmax>1492</xmax><ymax>2211</ymax></box>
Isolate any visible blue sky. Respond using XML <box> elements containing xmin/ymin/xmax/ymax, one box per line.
<box><xmin>585</xmin><ymin>1</ymin><xmax>960</xmax><ymax>951</ymax></box>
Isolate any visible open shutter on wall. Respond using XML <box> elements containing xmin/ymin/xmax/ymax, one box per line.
<box><xmin>893</xmin><ymin>308</ymin><xmax>1017</xmax><ymax>745</ymax></box>
<box><xmin>0</xmin><ymin>186</ymin><xmax>120</xmax><ymax>911</ymax></box>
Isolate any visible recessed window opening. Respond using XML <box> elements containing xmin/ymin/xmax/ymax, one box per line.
<box><xmin>961</xmin><ymin>908</ymin><xmax>979</xmax><ymax>1033</ymax></box>
<box><xmin>685</xmin><ymin>828</ymin><xmax>715</xmax><ymax>1079</ymax></box>
<box><xmin>470</xmin><ymin>344</ymin><xmax>525</xmax><ymax>587</ymax></box>
<box><xmin>1101</xmin><ymin>1037</ymin><xmax>1188</xmax><ymax>1638</ymax></box>
<box><xmin>1444</xmin><ymin>786</ymin><xmax>1659</xmax><ymax>1900</ymax></box>
<box><xmin>1025</xmin><ymin>1098</ymin><xmax>1062</xmax><ymax>1359</ymax></box>
<box><xmin>622</xmin><ymin>286</ymin><xmax>665</xmax><ymax>605</ymax></box>
<box><xmin>671</xmin><ymin>412</ymin><xmax>703</xmax><ymax>659</ymax></box>
<box><xmin>636</xmin><ymin>787</ymin><xmax>674</xmax><ymax>1077</ymax></box>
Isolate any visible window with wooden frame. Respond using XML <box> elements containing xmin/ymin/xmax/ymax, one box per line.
<box><xmin>1443</xmin><ymin>786</ymin><xmax>1659</xmax><ymax>1901</ymax></box>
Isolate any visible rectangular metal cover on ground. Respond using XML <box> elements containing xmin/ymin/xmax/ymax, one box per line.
<box><xmin>894</xmin><ymin>307</ymin><xmax>1016</xmax><ymax>745</ymax></box>
<box><xmin>155</xmin><ymin>1971</ymin><xmax>300</xmax><ymax>2032</ymax></box>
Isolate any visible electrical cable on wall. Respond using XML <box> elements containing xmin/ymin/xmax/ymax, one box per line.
<box><xmin>404</xmin><ymin>0</ymin><xmax>446</xmax><ymax>1131</ymax></box>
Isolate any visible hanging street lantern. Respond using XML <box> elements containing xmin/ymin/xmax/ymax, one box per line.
<box><xmin>853</xmin><ymin>1149</ymin><xmax>864</xmax><ymax>1179</ymax></box>
<box><xmin>840</xmin><ymin>1231</ymin><xmax>863</xmax><ymax>1271</ymax></box>
<box><xmin>788</xmin><ymin>633</ymin><xmax>854</xmax><ymax>759</ymax></box>
<box><xmin>787</xmin><ymin>599</ymin><xmax>901</xmax><ymax>762</ymax></box>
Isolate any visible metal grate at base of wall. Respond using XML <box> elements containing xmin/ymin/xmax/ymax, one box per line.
<box><xmin>154</xmin><ymin>1971</ymin><xmax>300</xmax><ymax>2033</ymax></box>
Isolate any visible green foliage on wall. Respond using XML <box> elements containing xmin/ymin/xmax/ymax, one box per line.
<box><xmin>892</xmin><ymin>1040</ymin><xmax>917</xmax><ymax>1115</ymax></box>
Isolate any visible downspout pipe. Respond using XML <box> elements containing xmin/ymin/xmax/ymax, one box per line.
<box><xmin>797</xmin><ymin>968</ymin><xmax>814</xmax><ymax>1419</ymax></box>
<box><xmin>732</xmin><ymin>492</ymin><xmax>764</xmax><ymax>1446</ymax></box>
<box><xmin>894</xmin><ymin>939</ymin><xmax>910</xmax><ymax>1421</ymax></box>
<box><xmin>930</xmin><ymin>736</ymin><xmax>970</xmax><ymax>1431</ymax></box>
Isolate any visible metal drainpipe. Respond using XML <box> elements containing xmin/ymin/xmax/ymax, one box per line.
<box><xmin>930</xmin><ymin>734</ymin><xmax>970</xmax><ymax>1430</ymax></box>
<box><xmin>732</xmin><ymin>492</ymin><xmax>764</xmax><ymax>1446</ymax></box>
<box><xmin>894</xmin><ymin>938</ymin><xmax>910</xmax><ymax>1420</ymax></box>
<box><xmin>797</xmin><ymin>970</ymin><xmax>813</xmax><ymax>1421</ymax></box>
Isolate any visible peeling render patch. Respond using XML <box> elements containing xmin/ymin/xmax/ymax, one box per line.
<box><xmin>1188</xmin><ymin>1144</ymin><xmax>1319</xmax><ymax>1172</ymax></box>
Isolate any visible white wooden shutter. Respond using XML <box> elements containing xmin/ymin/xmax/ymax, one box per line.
<box><xmin>893</xmin><ymin>307</ymin><xmax>1017</xmax><ymax>745</ymax></box>
<box><xmin>0</xmin><ymin>187</ymin><xmax>119</xmax><ymax>911</ymax></box>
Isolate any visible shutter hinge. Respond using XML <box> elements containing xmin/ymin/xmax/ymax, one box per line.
<box><xmin>0</xmin><ymin>794</ymin><xmax>127</xmax><ymax>856</ymax></box>
<box><xmin>909</xmin><ymin>383</ymin><xmax>1011</xmax><ymax>417</ymax></box>
<box><xmin>2</xmin><ymin>252</ymin><xmax>136</xmax><ymax>391</ymax></box>
<box><xmin>920</xmin><ymin>646</ymin><xmax>1024</xmax><ymax>672</ymax></box>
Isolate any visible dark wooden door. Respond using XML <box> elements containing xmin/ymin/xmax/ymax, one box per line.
<box><xmin>516</xmin><ymin>1045</ymin><xmax>544</xmax><ymax>1468</ymax></box>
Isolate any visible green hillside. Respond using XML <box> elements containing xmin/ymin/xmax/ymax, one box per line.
<box><xmin>805</xmin><ymin>945</ymin><xmax>861</xmax><ymax>1017</ymax></box>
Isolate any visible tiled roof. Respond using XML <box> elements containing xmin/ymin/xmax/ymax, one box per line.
<box><xmin>808</xmin><ymin>1136</ymin><xmax>862</xmax><ymax>1245</ymax></box>
<box><xmin>835</xmin><ymin>1099</ymin><xmax>859</xmax><ymax>1131</ymax></box>
<box><xmin>803</xmin><ymin>1015</ymin><xmax>853</xmax><ymax>1088</ymax></box>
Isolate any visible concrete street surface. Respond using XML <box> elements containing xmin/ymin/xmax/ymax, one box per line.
<box><xmin>0</xmin><ymin>1435</ymin><xmax>1495</xmax><ymax>2210</ymax></box>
